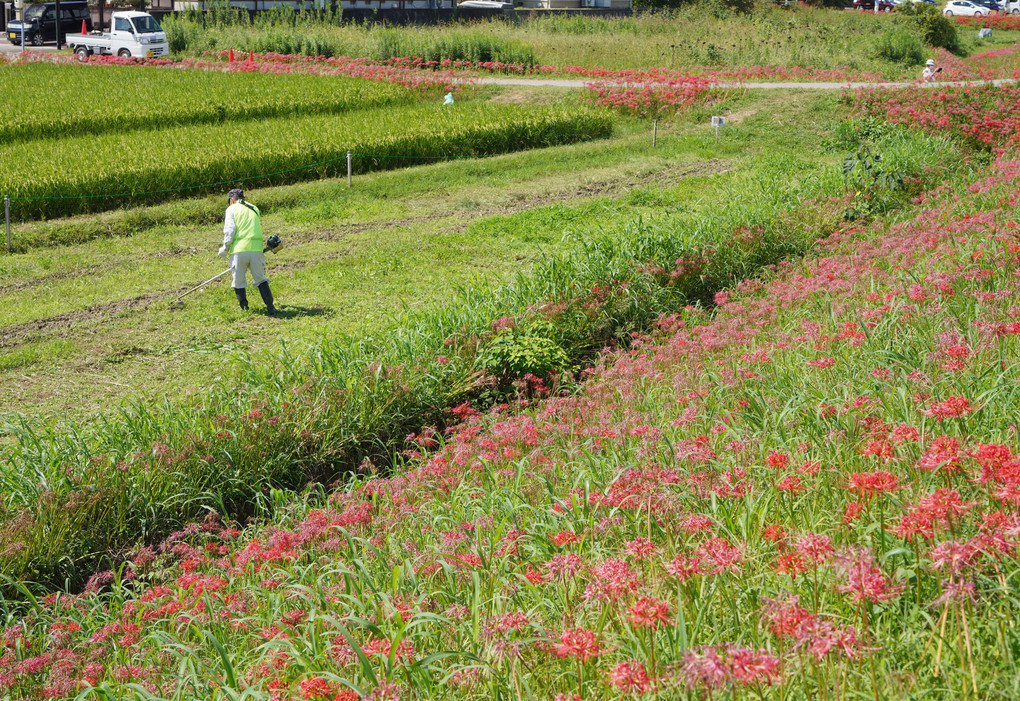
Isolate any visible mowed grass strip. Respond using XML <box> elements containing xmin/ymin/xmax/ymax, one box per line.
<box><xmin>1</xmin><ymin>103</ymin><xmax>614</xmax><ymax>220</ymax></box>
<box><xmin>0</xmin><ymin>64</ymin><xmax>413</xmax><ymax>145</ymax></box>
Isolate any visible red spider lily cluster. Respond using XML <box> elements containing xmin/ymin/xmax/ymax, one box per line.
<box><xmin>6</xmin><ymin>50</ymin><xmax>460</xmax><ymax>93</ymax></box>
<box><xmin>4</xmin><ymin>87</ymin><xmax>1020</xmax><ymax>699</ymax></box>
<box><xmin>851</xmin><ymin>82</ymin><xmax>1020</xmax><ymax>152</ymax></box>
<box><xmin>953</xmin><ymin>13</ymin><xmax>1020</xmax><ymax>30</ymax></box>
<box><xmin>585</xmin><ymin>75</ymin><xmax>712</xmax><ymax>117</ymax></box>
<box><xmin>230</xmin><ymin>50</ymin><xmax>891</xmax><ymax>84</ymax></box>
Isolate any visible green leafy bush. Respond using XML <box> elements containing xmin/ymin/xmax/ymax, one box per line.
<box><xmin>476</xmin><ymin>321</ymin><xmax>571</xmax><ymax>388</ymax></box>
<box><xmin>898</xmin><ymin>2</ymin><xmax>960</xmax><ymax>52</ymax></box>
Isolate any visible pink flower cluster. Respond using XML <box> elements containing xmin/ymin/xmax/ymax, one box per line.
<box><xmin>851</xmin><ymin>82</ymin><xmax>1020</xmax><ymax>153</ymax></box>
<box><xmin>953</xmin><ymin>13</ymin><xmax>1020</xmax><ymax>30</ymax></box>
<box><xmin>585</xmin><ymin>74</ymin><xmax>712</xmax><ymax>116</ymax></box>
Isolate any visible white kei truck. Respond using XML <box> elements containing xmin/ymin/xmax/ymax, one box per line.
<box><xmin>65</xmin><ymin>11</ymin><xmax>169</xmax><ymax>60</ymax></box>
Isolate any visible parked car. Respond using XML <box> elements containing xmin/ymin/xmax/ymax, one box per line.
<box><xmin>1006</xmin><ymin>0</ymin><xmax>1020</xmax><ymax>13</ymax></box>
<box><xmin>853</xmin><ymin>0</ymin><xmax>895</xmax><ymax>11</ymax></box>
<box><xmin>943</xmin><ymin>0</ymin><xmax>990</xmax><ymax>14</ymax></box>
<box><xmin>458</xmin><ymin>0</ymin><xmax>513</xmax><ymax>6</ymax></box>
<box><xmin>971</xmin><ymin>0</ymin><xmax>1003</xmax><ymax>11</ymax></box>
<box><xmin>7</xmin><ymin>1</ymin><xmax>92</xmax><ymax>46</ymax></box>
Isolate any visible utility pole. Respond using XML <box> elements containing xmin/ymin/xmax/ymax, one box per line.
<box><xmin>15</xmin><ymin>0</ymin><xmax>25</xmax><ymax>51</ymax></box>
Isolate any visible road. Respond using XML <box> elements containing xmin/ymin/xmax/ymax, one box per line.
<box><xmin>0</xmin><ymin>42</ymin><xmax>59</xmax><ymax>56</ymax></box>
<box><xmin>466</xmin><ymin>76</ymin><xmax>1020</xmax><ymax>90</ymax></box>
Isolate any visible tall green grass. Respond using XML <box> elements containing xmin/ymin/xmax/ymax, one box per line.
<box><xmin>158</xmin><ymin>4</ymin><xmax>969</xmax><ymax>76</ymax></box>
<box><xmin>0</xmin><ymin>125</ymin><xmax>966</xmax><ymax>591</ymax></box>
<box><xmin>0</xmin><ymin>103</ymin><xmax>612</xmax><ymax>220</ymax></box>
<box><xmin>162</xmin><ymin>12</ymin><xmax>537</xmax><ymax>64</ymax></box>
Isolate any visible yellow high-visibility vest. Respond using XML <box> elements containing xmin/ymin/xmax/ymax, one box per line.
<box><xmin>229</xmin><ymin>201</ymin><xmax>264</xmax><ymax>255</ymax></box>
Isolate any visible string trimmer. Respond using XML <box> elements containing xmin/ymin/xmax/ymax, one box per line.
<box><xmin>169</xmin><ymin>235</ymin><xmax>283</xmax><ymax>309</ymax></box>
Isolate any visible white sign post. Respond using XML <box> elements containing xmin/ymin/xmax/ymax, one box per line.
<box><xmin>711</xmin><ymin>116</ymin><xmax>726</xmax><ymax>144</ymax></box>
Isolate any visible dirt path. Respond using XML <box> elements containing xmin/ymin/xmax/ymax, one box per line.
<box><xmin>466</xmin><ymin>77</ymin><xmax>1020</xmax><ymax>90</ymax></box>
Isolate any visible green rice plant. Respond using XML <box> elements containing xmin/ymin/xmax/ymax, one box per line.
<box><xmin>0</xmin><ymin>103</ymin><xmax>613</xmax><ymax>220</ymax></box>
<box><xmin>0</xmin><ymin>64</ymin><xmax>411</xmax><ymax>145</ymax></box>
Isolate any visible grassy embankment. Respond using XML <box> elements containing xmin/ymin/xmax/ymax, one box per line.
<box><xmin>0</xmin><ymin>82</ymin><xmax>1018</xmax><ymax>699</ymax></box>
<box><xmin>0</xmin><ymin>75</ymin><xmax>971</xmax><ymax>591</ymax></box>
<box><xmin>161</xmin><ymin>3</ymin><xmax>1020</xmax><ymax>77</ymax></box>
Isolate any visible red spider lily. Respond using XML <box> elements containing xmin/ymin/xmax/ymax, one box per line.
<box><xmin>550</xmin><ymin>530</ymin><xmax>579</xmax><ymax>547</ymax></box>
<box><xmin>795</xmin><ymin>620</ymin><xmax>873</xmax><ymax>661</ymax></box>
<box><xmin>680</xmin><ymin>644</ymin><xmax>781</xmax><ymax>691</ymax></box>
<box><xmin>551</xmin><ymin>628</ymin><xmax>605</xmax><ymax>663</ymax></box>
<box><xmin>696</xmin><ymin>537</ymin><xmax>744</xmax><ymax>575</ymax></box>
<box><xmin>793</xmin><ymin>533</ymin><xmax>834</xmax><ymax>566</ymax></box>
<box><xmin>917</xmin><ymin>436</ymin><xmax>965</xmax><ymax>474</ymax></box>
<box><xmin>930</xmin><ymin>540</ymin><xmax>980</xmax><ymax>577</ymax></box>
<box><xmin>760</xmin><ymin>594</ymin><xmax>816</xmax><ymax>638</ymax></box>
<box><xmin>924</xmin><ymin>395</ymin><xmax>974</xmax><ymax>420</ymax></box>
<box><xmin>665</xmin><ymin>554</ymin><xmax>702</xmax><ymax>582</ymax></box>
<box><xmin>777</xmin><ymin>475</ymin><xmax>804</xmax><ymax>494</ymax></box>
<box><xmin>762</xmin><ymin>524</ymin><xmax>788</xmax><ymax>545</ymax></box>
<box><xmin>583</xmin><ymin>558</ymin><xmax>642</xmax><ymax>603</ymax></box>
<box><xmin>628</xmin><ymin>597</ymin><xmax>673</xmax><ymax>629</ymax></box>
<box><xmin>835</xmin><ymin>547</ymin><xmax>904</xmax><ymax>604</ymax></box>
<box><xmin>608</xmin><ymin>660</ymin><xmax>654</xmax><ymax>693</ymax></box>
<box><xmin>847</xmin><ymin>470</ymin><xmax>902</xmax><ymax>499</ymax></box>
<box><xmin>624</xmin><ymin>537</ymin><xmax>657</xmax><ymax>559</ymax></box>
<box><xmin>775</xmin><ymin>551</ymin><xmax>808</xmax><ymax>579</ymax></box>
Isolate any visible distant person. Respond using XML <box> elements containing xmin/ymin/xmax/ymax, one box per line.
<box><xmin>922</xmin><ymin>59</ymin><xmax>942</xmax><ymax>83</ymax></box>
<box><xmin>218</xmin><ymin>188</ymin><xmax>277</xmax><ymax>316</ymax></box>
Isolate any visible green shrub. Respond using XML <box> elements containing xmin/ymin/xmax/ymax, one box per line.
<box><xmin>898</xmin><ymin>2</ymin><xmax>959</xmax><ymax>51</ymax></box>
<box><xmin>476</xmin><ymin>321</ymin><xmax>571</xmax><ymax>389</ymax></box>
<box><xmin>873</xmin><ymin>28</ymin><xmax>926</xmax><ymax>66</ymax></box>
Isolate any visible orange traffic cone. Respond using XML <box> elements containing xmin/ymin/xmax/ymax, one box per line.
<box><xmin>80</xmin><ymin>19</ymin><xmax>87</xmax><ymax>35</ymax></box>
<box><xmin>228</xmin><ymin>47</ymin><xmax>234</xmax><ymax>63</ymax></box>
<box><xmin>248</xmin><ymin>50</ymin><xmax>254</xmax><ymax>63</ymax></box>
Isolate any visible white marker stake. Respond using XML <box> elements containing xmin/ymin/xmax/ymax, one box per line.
<box><xmin>711</xmin><ymin>116</ymin><xmax>726</xmax><ymax>144</ymax></box>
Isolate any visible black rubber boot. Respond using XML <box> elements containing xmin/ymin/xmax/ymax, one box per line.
<box><xmin>234</xmin><ymin>287</ymin><xmax>248</xmax><ymax>311</ymax></box>
<box><xmin>257</xmin><ymin>281</ymin><xmax>276</xmax><ymax>316</ymax></box>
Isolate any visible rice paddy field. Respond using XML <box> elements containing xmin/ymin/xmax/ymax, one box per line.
<box><xmin>2</xmin><ymin>3</ymin><xmax>1020</xmax><ymax>699</ymax></box>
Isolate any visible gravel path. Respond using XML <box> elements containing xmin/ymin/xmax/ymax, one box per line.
<box><xmin>467</xmin><ymin>76</ymin><xmax>1020</xmax><ymax>90</ymax></box>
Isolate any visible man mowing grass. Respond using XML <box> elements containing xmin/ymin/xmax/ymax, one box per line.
<box><xmin>219</xmin><ymin>188</ymin><xmax>277</xmax><ymax>316</ymax></box>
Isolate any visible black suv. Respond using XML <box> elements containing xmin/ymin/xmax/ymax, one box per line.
<box><xmin>7</xmin><ymin>2</ymin><xmax>92</xmax><ymax>46</ymax></box>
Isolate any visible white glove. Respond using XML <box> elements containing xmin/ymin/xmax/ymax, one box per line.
<box><xmin>217</xmin><ymin>246</ymin><xmax>227</xmax><ymax>258</ymax></box>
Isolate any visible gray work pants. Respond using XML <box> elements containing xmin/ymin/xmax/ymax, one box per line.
<box><xmin>230</xmin><ymin>251</ymin><xmax>268</xmax><ymax>289</ymax></box>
